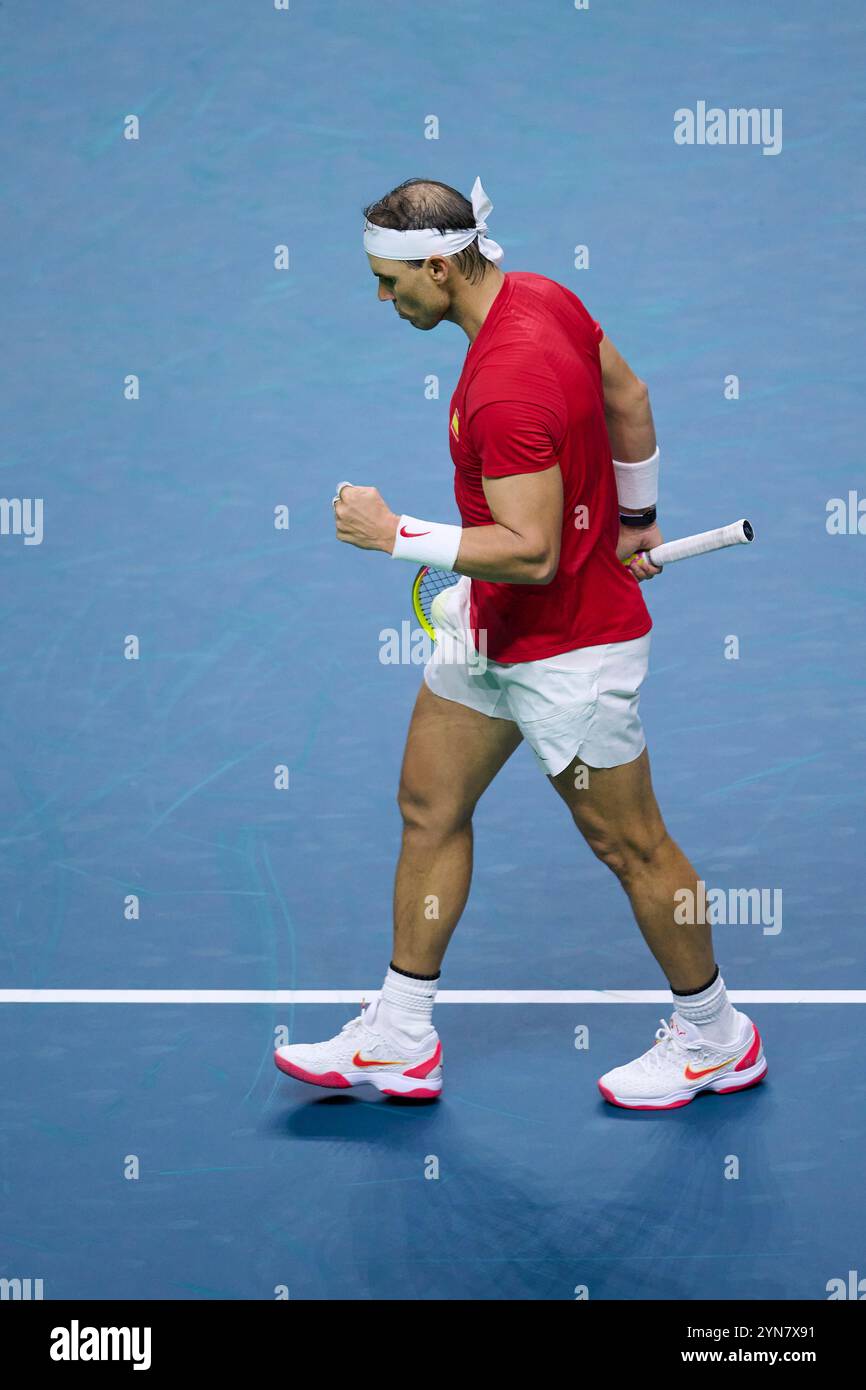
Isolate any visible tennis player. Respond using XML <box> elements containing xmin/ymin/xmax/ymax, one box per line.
<box><xmin>275</xmin><ymin>177</ymin><xmax>767</xmax><ymax>1108</ymax></box>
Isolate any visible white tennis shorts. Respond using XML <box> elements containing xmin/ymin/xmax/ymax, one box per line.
<box><xmin>423</xmin><ymin>577</ymin><xmax>650</xmax><ymax>777</ymax></box>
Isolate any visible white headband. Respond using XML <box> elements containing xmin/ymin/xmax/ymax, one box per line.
<box><xmin>363</xmin><ymin>176</ymin><xmax>504</xmax><ymax>264</ymax></box>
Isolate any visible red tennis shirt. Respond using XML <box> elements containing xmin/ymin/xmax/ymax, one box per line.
<box><xmin>449</xmin><ymin>270</ymin><xmax>652</xmax><ymax>663</ymax></box>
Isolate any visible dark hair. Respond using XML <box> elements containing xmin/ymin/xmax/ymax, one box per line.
<box><xmin>363</xmin><ymin>178</ymin><xmax>491</xmax><ymax>286</ymax></box>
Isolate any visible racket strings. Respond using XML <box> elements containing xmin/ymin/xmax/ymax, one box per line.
<box><xmin>417</xmin><ymin>567</ymin><xmax>458</xmax><ymax>625</ymax></box>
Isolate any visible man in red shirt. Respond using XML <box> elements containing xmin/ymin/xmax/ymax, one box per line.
<box><xmin>274</xmin><ymin>177</ymin><xmax>767</xmax><ymax>1109</ymax></box>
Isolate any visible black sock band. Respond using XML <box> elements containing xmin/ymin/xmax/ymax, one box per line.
<box><xmin>673</xmin><ymin>964</ymin><xmax>720</xmax><ymax>998</ymax></box>
<box><xmin>389</xmin><ymin>961</ymin><xmax>441</xmax><ymax>982</ymax></box>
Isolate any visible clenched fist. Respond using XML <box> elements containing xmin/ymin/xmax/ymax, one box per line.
<box><xmin>333</xmin><ymin>484</ymin><xmax>399</xmax><ymax>553</ymax></box>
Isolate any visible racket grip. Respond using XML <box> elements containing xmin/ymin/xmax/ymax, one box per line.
<box><xmin>648</xmin><ymin>518</ymin><xmax>754</xmax><ymax>567</ymax></box>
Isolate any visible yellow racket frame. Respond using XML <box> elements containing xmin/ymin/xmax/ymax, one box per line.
<box><xmin>411</xmin><ymin>565</ymin><xmax>437</xmax><ymax>640</ymax></box>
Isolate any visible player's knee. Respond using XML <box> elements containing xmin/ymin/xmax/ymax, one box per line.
<box><xmin>397</xmin><ymin>779</ymin><xmax>471</xmax><ymax>839</ymax></box>
<box><xmin>583</xmin><ymin>824</ymin><xmax>669</xmax><ymax>882</ymax></box>
<box><xmin>583</xmin><ymin>830</ymin><xmax>628</xmax><ymax>879</ymax></box>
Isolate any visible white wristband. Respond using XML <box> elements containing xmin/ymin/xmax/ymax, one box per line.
<box><xmin>391</xmin><ymin>515</ymin><xmax>462</xmax><ymax>571</ymax></box>
<box><xmin>613</xmin><ymin>446</ymin><xmax>659</xmax><ymax>510</ymax></box>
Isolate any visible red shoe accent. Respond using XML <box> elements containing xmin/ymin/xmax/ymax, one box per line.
<box><xmin>734</xmin><ymin>1025</ymin><xmax>762</xmax><ymax>1071</ymax></box>
<box><xmin>381</xmin><ymin>1086</ymin><xmax>441</xmax><ymax>1098</ymax></box>
<box><xmin>274</xmin><ymin>1055</ymin><xmax>349</xmax><ymax>1087</ymax></box>
<box><xmin>403</xmin><ymin>1040</ymin><xmax>442</xmax><ymax>1080</ymax></box>
<box><xmin>597</xmin><ymin>1081</ymin><xmax>692</xmax><ymax>1110</ymax></box>
<box><xmin>715</xmin><ymin>1063</ymin><xmax>768</xmax><ymax>1094</ymax></box>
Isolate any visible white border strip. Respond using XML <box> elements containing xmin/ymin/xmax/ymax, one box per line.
<box><xmin>1</xmin><ymin>990</ymin><xmax>865</xmax><ymax>1004</ymax></box>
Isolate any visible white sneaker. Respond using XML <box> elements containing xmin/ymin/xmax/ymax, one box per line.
<box><xmin>598</xmin><ymin>1010</ymin><xmax>767</xmax><ymax>1110</ymax></box>
<box><xmin>274</xmin><ymin>1001</ymin><xmax>443</xmax><ymax>1099</ymax></box>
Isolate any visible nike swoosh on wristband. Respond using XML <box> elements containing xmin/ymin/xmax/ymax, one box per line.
<box><xmin>399</xmin><ymin>526</ymin><xmax>431</xmax><ymax>538</ymax></box>
<box><xmin>352</xmin><ymin>1050</ymin><xmax>407</xmax><ymax>1068</ymax></box>
<box><xmin>683</xmin><ymin>1057</ymin><xmax>736</xmax><ymax>1081</ymax></box>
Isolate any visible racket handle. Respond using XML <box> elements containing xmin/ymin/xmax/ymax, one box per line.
<box><xmin>648</xmin><ymin>518</ymin><xmax>754</xmax><ymax>567</ymax></box>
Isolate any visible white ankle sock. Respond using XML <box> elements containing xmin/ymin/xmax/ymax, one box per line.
<box><xmin>370</xmin><ymin>965</ymin><xmax>438</xmax><ymax>1046</ymax></box>
<box><xmin>672</xmin><ymin>969</ymin><xmax>739</xmax><ymax>1043</ymax></box>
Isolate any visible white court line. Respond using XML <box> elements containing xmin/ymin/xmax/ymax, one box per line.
<box><xmin>1</xmin><ymin>990</ymin><xmax>865</xmax><ymax>1004</ymax></box>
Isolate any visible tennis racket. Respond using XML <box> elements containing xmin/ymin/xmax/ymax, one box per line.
<box><xmin>411</xmin><ymin>518</ymin><xmax>754</xmax><ymax>640</ymax></box>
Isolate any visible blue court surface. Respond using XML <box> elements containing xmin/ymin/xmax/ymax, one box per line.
<box><xmin>1</xmin><ymin>2</ymin><xmax>864</xmax><ymax>1301</ymax></box>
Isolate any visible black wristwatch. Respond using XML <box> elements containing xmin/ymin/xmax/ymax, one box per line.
<box><xmin>619</xmin><ymin>506</ymin><xmax>657</xmax><ymax>528</ymax></box>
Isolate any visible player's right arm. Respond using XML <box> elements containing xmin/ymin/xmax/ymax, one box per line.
<box><xmin>598</xmin><ymin>335</ymin><xmax>657</xmax><ymax>464</ymax></box>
